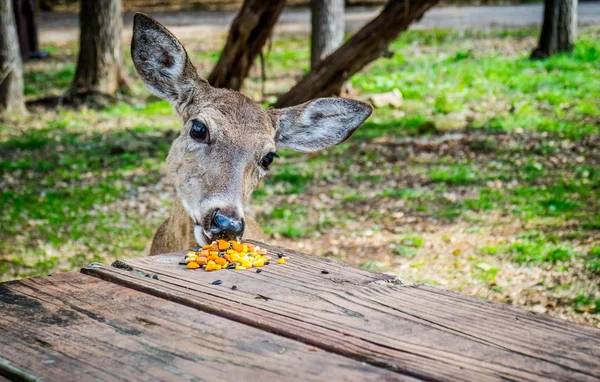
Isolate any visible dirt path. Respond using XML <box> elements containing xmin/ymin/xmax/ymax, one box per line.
<box><xmin>39</xmin><ymin>2</ymin><xmax>600</xmax><ymax>44</ymax></box>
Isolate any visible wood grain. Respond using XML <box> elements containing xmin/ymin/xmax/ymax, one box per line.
<box><xmin>82</xmin><ymin>242</ymin><xmax>600</xmax><ymax>382</ymax></box>
<box><xmin>0</xmin><ymin>273</ymin><xmax>414</xmax><ymax>382</ymax></box>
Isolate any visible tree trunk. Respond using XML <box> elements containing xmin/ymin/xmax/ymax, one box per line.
<box><xmin>13</xmin><ymin>0</ymin><xmax>41</xmax><ymax>61</ymax></box>
<box><xmin>0</xmin><ymin>0</ymin><xmax>26</xmax><ymax>114</ymax></box>
<box><xmin>274</xmin><ymin>0</ymin><xmax>439</xmax><ymax>108</ymax></box>
<box><xmin>208</xmin><ymin>0</ymin><xmax>286</xmax><ymax>91</ymax></box>
<box><xmin>70</xmin><ymin>0</ymin><xmax>127</xmax><ymax>97</ymax></box>
<box><xmin>532</xmin><ymin>0</ymin><xmax>577</xmax><ymax>58</ymax></box>
<box><xmin>311</xmin><ymin>0</ymin><xmax>344</xmax><ymax>69</ymax></box>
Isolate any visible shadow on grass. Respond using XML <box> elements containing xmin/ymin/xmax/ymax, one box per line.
<box><xmin>1</xmin><ymin>126</ymin><xmax>174</xmax><ymax>250</ymax></box>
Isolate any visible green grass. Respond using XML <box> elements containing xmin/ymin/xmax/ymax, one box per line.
<box><xmin>351</xmin><ymin>30</ymin><xmax>600</xmax><ymax>139</ymax></box>
<box><xmin>475</xmin><ymin>265</ymin><xmax>501</xmax><ymax>284</ymax></box>
<box><xmin>393</xmin><ymin>246</ymin><xmax>419</xmax><ymax>258</ymax></box>
<box><xmin>585</xmin><ymin>246</ymin><xmax>600</xmax><ymax>274</ymax></box>
<box><xmin>573</xmin><ymin>294</ymin><xmax>600</xmax><ymax>314</ymax></box>
<box><xmin>2</xmin><ymin>27</ymin><xmax>599</xmax><ymax>288</ymax></box>
<box><xmin>428</xmin><ymin>164</ymin><xmax>486</xmax><ymax>185</ymax></box>
<box><xmin>477</xmin><ymin>231</ymin><xmax>582</xmax><ymax>265</ymax></box>
<box><xmin>24</xmin><ymin>64</ymin><xmax>75</xmax><ymax>96</ymax></box>
<box><xmin>360</xmin><ymin>260</ymin><xmax>388</xmax><ymax>272</ymax></box>
<box><xmin>400</xmin><ymin>234</ymin><xmax>425</xmax><ymax>248</ymax></box>
<box><xmin>267</xmin><ymin>164</ymin><xmax>314</xmax><ymax>195</ymax></box>
<box><xmin>259</xmin><ymin>204</ymin><xmax>313</xmax><ymax>239</ymax></box>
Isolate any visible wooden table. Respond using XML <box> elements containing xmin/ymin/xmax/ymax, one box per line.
<box><xmin>1</xmin><ymin>242</ymin><xmax>599</xmax><ymax>382</ymax></box>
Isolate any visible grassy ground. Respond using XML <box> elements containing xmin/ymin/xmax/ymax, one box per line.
<box><xmin>1</xmin><ymin>27</ymin><xmax>599</xmax><ymax>326</ymax></box>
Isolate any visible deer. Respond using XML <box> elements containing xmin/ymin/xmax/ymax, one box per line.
<box><xmin>130</xmin><ymin>14</ymin><xmax>373</xmax><ymax>255</ymax></box>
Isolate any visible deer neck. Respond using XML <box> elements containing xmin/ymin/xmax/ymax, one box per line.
<box><xmin>149</xmin><ymin>198</ymin><xmax>196</xmax><ymax>255</ymax></box>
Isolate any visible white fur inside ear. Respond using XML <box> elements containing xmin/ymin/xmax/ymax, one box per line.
<box><xmin>143</xmin><ymin>36</ymin><xmax>186</xmax><ymax>99</ymax></box>
<box><xmin>275</xmin><ymin>98</ymin><xmax>372</xmax><ymax>152</ymax></box>
<box><xmin>132</xmin><ymin>18</ymin><xmax>189</xmax><ymax>102</ymax></box>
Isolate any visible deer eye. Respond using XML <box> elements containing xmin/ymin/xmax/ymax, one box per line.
<box><xmin>190</xmin><ymin>119</ymin><xmax>209</xmax><ymax>143</ymax></box>
<box><xmin>261</xmin><ymin>152</ymin><xmax>278</xmax><ymax>170</ymax></box>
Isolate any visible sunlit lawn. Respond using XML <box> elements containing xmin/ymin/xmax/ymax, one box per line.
<box><xmin>1</xmin><ymin>27</ymin><xmax>599</xmax><ymax>324</ymax></box>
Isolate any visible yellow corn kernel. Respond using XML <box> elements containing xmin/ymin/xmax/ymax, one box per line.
<box><xmin>252</xmin><ymin>260</ymin><xmax>264</xmax><ymax>267</ymax></box>
<box><xmin>209</xmin><ymin>251</ymin><xmax>219</xmax><ymax>256</ymax></box>
<box><xmin>208</xmin><ymin>260</ymin><xmax>216</xmax><ymax>265</ymax></box>
<box><xmin>217</xmin><ymin>240</ymin><xmax>230</xmax><ymax>250</ymax></box>
<box><xmin>187</xmin><ymin>251</ymin><xmax>196</xmax><ymax>256</ymax></box>
<box><xmin>226</xmin><ymin>249</ymin><xmax>238</xmax><ymax>255</ymax></box>
<box><xmin>185</xmin><ymin>257</ymin><xmax>197</xmax><ymax>264</ymax></box>
<box><xmin>215</xmin><ymin>257</ymin><xmax>227</xmax><ymax>266</ymax></box>
<box><xmin>277</xmin><ymin>258</ymin><xmax>286</xmax><ymax>264</ymax></box>
<box><xmin>196</xmin><ymin>257</ymin><xmax>208</xmax><ymax>266</ymax></box>
<box><xmin>241</xmin><ymin>261</ymin><xmax>252</xmax><ymax>269</ymax></box>
<box><xmin>187</xmin><ymin>262</ymin><xmax>200</xmax><ymax>269</ymax></box>
<box><xmin>235</xmin><ymin>265</ymin><xmax>246</xmax><ymax>271</ymax></box>
<box><xmin>229</xmin><ymin>254</ymin><xmax>240</xmax><ymax>263</ymax></box>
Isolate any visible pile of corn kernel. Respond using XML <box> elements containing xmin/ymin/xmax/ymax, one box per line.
<box><xmin>183</xmin><ymin>240</ymin><xmax>286</xmax><ymax>271</ymax></box>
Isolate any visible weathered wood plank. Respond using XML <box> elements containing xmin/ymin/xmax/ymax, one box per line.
<box><xmin>0</xmin><ymin>273</ymin><xmax>414</xmax><ymax>382</ymax></box>
<box><xmin>0</xmin><ymin>356</ymin><xmax>41</xmax><ymax>382</ymax></box>
<box><xmin>82</xmin><ymin>243</ymin><xmax>600</xmax><ymax>382</ymax></box>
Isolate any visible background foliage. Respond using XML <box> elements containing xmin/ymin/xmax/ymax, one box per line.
<box><xmin>1</xmin><ymin>26</ymin><xmax>599</xmax><ymax>325</ymax></box>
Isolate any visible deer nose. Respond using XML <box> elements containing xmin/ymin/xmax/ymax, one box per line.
<box><xmin>210</xmin><ymin>210</ymin><xmax>244</xmax><ymax>239</ymax></box>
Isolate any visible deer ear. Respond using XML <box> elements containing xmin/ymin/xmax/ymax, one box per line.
<box><xmin>273</xmin><ymin>98</ymin><xmax>373</xmax><ymax>152</ymax></box>
<box><xmin>131</xmin><ymin>13</ymin><xmax>200</xmax><ymax>104</ymax></box>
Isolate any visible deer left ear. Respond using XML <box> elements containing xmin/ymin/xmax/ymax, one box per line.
<box><xmin>131</xmin><ymin>13</ymin><xmax>201</xmax><ymax>104</ymax></box>
<box><xmin>272</xmin><ymin>98</ymin><xmax>373</xmax><ymax>153</ymax></box>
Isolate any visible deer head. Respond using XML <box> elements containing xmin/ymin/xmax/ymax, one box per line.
<box><xmin>131</xmin><ymin>13</ymin><xmax>372</xmax><ymax>246</ymax></box>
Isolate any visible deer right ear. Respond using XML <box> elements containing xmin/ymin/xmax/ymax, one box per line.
<box><xmin>131</xmin><ymin>13</ymin><xmax>200</xmax><ymax>104</ymax></box>
<box><xmin>272</xmin><ymin>98</ymin><xmax>373</xmax><ymax>152</ymax></box>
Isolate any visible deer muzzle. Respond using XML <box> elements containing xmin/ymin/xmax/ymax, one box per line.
<box><xmin>208</xmin><ymin>209</ymin><xmax>245</xmax><ymax>241</ymax></box>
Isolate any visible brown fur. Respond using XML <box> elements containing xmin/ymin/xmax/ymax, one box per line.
<box><xmin>131</xmin><ymin>14</ymin><xmax>372</xmax><ymax>255</ymax></box>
